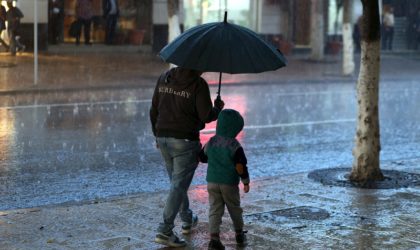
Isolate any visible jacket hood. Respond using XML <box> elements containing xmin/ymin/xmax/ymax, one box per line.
<box><xmin>216</xmin><ymin>109</ymin><xmax>244</xmax><ymax>138</ymax></box>
<box><xmin>164</xmin><ymin>67</ymin><xmax>202</xmax><ymax>88</ymax></box>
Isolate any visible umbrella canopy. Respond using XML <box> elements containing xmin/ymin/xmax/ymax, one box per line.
<box><xmin>159</xmin><ymin>12</ymin><xmax>287</xmax><ymax>96</ymax></box>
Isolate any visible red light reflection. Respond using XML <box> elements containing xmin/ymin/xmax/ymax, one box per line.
<box><xmin>207</xmin><ymin>79</ymin><xmax>238</xmax><ymax>85</ymax></box>
<box><xmin>203</xmin><ymin>72</ymin><xmax>245</xmax><ymax>85</ymax></box>
<box><xmin>188</xmin><ymin>185</ymin><xmax>208</xmax><ymax>204</ymax></box>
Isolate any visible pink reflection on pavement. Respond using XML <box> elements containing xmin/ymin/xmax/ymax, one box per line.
<box><xmin>188</xmin><ymin>185</ymin><xmax>208</xmax><ymax>204</ymax></box>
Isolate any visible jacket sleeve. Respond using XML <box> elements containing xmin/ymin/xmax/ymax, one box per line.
<box><xmin>149</xmin><ymin>76</ymin><xmax>161</xmax><ymax>137</ymax></box>
<box><xmin>206</xmin><ymin>107</ymin><xmax>222</xmax><ymax>122</ymax></box>
<box><xmin>195</xmin><ymin>79</ymin><xmax>221</xmax><ymax>123</ymax></box>
<box><xmin>234</xmin><ymin>147</ymin><xmax>250</xmax><ymax>185</ymax></box>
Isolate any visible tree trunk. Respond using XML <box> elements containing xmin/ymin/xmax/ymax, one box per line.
<box><xmin>350</xmin><ymin>0</ymin><xmax>383</xmax><ymax>183</ymax></box>
<box><xmin>167</xmin><ymin>0</ymin><xmax>181</xmax><ymax>43</ymax></box>
<box><xmin>310</xmin><ymin>0</ymin><xmax>324</xmax><ymax>61</ymax></box>
<box><xmin>342</xmin><ymin>0</ymin><xmax>355</xmax><ymax>76</ymax></box>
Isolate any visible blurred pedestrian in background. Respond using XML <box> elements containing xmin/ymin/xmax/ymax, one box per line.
<box><xmin>6</xmin><ymin>0</ymin><xmax>25</xmax><ymax>55</ymax></box>
<box><xmin>352</xmin><ymin>16</ymin><xmax>362</xmax><ymax>53</ymax></box>
<box><xmin>382</xmin><ymin>6</ymin><xmax>395</xmax><ymax>50</ymax></box>
<box><xmin>102</xmin><ymin>0</ymin><xmax>119</xmax><ymax>45</ymax></box>
<box><xmin>49</xmin><ymin>0</ymin><xmax>64</xmax><ymax>44</ymax></box>
<box><xmin>0</xmin><ymin>4</ymin><xmax>9</xmax><ymax>51</ymax></box>
<box><xmin>75</xmin><ymin>0</ymin><xmax>93</xmax><ymax>45</ymax></box>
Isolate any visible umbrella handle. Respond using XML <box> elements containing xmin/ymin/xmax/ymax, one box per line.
<box><xmin>217</xmin><ymin>72</ymin><xmax>222</xmax><ymax>99</ymax></box>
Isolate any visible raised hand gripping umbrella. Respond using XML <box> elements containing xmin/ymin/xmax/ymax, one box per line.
<box><xmin>159</xmin><ymin>12</ymin><xmax>287</xmax><ymax>99</ymax></box>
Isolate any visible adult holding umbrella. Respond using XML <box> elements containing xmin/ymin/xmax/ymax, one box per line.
<box><xmin>151</xmin><ymin>11</ymin><xmax>285</xmax><ymax>248</ymax></box>
<box><xmin>150</xmin><ymin>68</ymin><xmax>224</xmax><ymax>247</ymax></box>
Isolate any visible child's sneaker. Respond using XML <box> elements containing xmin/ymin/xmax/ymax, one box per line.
<box><xmin>182</xmin><ymin>214</ymin><xmax>198</xmax><ymax>234</ymax></box>
<box><xmin>235</xmin><ymin>230</ymin><xmax>248</xmax><ymax>246</ymax></box>
<box><xmin>154</xmin><ymin>232</ymin><xmax>186</xmax><ymax>247</ymax></box>
<box><xmin>208</xmin><ymin>239</ymin><xmax>225</xmax><ymax>250</ymax></box>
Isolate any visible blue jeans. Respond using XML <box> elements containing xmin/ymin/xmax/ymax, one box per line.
<box><xmin>156</xmin><ymin>137</ymin><xmax>201</xmax><ymax>234</ymax></box>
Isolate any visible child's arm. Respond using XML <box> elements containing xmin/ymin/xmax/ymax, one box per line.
<box><xmin>234</xmin><ymin>147</ymin><xmax>250</xmax><ymax>193</ymax></box>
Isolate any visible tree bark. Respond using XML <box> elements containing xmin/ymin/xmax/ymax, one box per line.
<box><xmin>350</xmin><ymin>0</ymin><xmax>383</xmax><ymax>183</ymax></box>
<box><xmin>310</xmin><ymin>0</ymin><xmax>324</xmax><ymax>61</ymax></box>
<box><xmin>342</xmin><ymin>0</ymin><xmax>355</xmax><ymax>76</ymax></box>
<box><xmin>167</xmin><ymin>0</ymin><xmax>181</xmax><ymax>43</ymax></box>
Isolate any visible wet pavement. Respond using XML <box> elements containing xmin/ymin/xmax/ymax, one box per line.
<box><xmin>0</xmin><ymin>45</ymin><xmax>419</xmax><ymax>249</ymax></box>
<box><xmin>1</xmin><ymin>164</ymin><xmax>419</xmax><ymax>249</ymax></box>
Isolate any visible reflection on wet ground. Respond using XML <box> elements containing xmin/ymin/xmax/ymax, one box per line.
<box><xmin>0</xmin><ymin>79</ymin><xmax>419</xmax><ymax>210</ymax></box>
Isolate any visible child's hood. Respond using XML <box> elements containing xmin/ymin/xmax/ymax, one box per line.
<box><xmin>216</xmin><ymin>109</ymin><xmax>244</xmax><ymax>138</ymax></box>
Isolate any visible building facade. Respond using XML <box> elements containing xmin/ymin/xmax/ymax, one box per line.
<box><xmin>1</xmin><ymin>0</ymin><xmax>419</xmax><ymax>53</ymax></box>
<box><xmin>1</xmin><ymin>0</ymin><xmax>48</xmax><ymax>51</ymax></box>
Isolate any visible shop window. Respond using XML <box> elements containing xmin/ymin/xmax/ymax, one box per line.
<box><xmin>62</xmin><ymin>0</ymin><xmax>148</xmax><ymax>45</ymax></box>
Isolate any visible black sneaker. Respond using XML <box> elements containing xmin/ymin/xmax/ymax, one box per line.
<box><xmin>182</xmin><ymin>214</ymin><xmax>198</xmax><ymax>234</ymax></box>
<box><xmin>208</xmin><ymin>239</ymin><xmax>225</xmax><ymax>250</ymax></box>
<box><xmin>154</xmin><ymin>232</ymin><xmax>186</xmax><ymax>247</ymax></box>
<box><xmin>235</xmin><ymin>230</ymin><xmax>248</xmax><ymax>246</ymax></box>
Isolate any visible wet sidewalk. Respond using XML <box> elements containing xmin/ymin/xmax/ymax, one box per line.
<box><xmin>1</xmin><ymin>44</ymin><xmax>420</xmax><ymax>95</ymax></box>
<box><xmin>0</xmin><ymin>45</ymin><xmax>419</xmax><ymax>249</ymax></box>
<box><xmin>1</xmin><ymin>159</ymin><xmax>419</xmax><ymax>249</ymax></box>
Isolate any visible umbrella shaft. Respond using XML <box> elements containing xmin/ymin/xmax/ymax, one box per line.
<box><xmin>217</xmin><ymin>72</ymin><xmax>222</xmax><ymax>97</ymax></box>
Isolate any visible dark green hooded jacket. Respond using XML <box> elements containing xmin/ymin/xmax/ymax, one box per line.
<box><xmin>203</xmin><ymin>109</ymin><xmax>249</xmax><ymax>185</ymax></box>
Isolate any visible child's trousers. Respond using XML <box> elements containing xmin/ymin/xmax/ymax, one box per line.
<box><xmin>207</xmin><ymin>182</ymin><xmax>244</xmax><ymax>234</ymax></box>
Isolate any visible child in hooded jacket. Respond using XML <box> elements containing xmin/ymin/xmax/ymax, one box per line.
<box><xmin>199</xmin><ymin>109</ymin><xmax>250</xmax><ymax>250</ymax></box>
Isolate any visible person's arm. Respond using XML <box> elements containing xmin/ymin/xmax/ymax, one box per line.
<box><xmin>149</xmin><ymin>76</ymin><xmax>162</xmax><ymax>137</ymax></box>
<box><xmin>208</xmin><ymin>97</ymin><xmax>225</xmax><ymax>122</ymax></box>
<box><xmin>195</xmin><ymin>80</ymin><xmax>224</xmax><ymax>123</ymax></box>
<box><xmin>234</xmin><ymin>147</ymin><xmax>250</xmax><ymax>192</ymax></box>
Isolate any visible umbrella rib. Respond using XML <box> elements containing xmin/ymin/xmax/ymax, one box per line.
<box><xmin>244</xmin><ymin>27</ymin><xmax>275</xmax><ymax>72</ymax></box>
<box><xmin>230</xmin><ymin>25</ymin><xmax>259</xmax><ymax>73</ymax></box>
<box><xmin>160</xmin><ymin>22</ymin><xmax>217</xmax><ymax>66</ymax></box>
<box><xmin>159</xmin><ymin>21</ymin><xmax>286</xmax><ymax>74</ymax></box>
<box><xmin>239</xmin><ymin>25</ymin><xmax>287</xmax><ymax>72</ymax></box>
<box><xmin>179</xmin><ymin>24</ymin><xmax>223</xmax><ymax>71</ymax></box>
<box><xmin>195</xmin><ymin>23</ymin><xmax>225</xmax><ymax>71</ymax></box>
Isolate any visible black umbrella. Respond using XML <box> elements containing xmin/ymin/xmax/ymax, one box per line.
<box><xmin>159</xmin><ymin>12</ymin><xmax>287</xmax><ymax>98</ymax></box>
